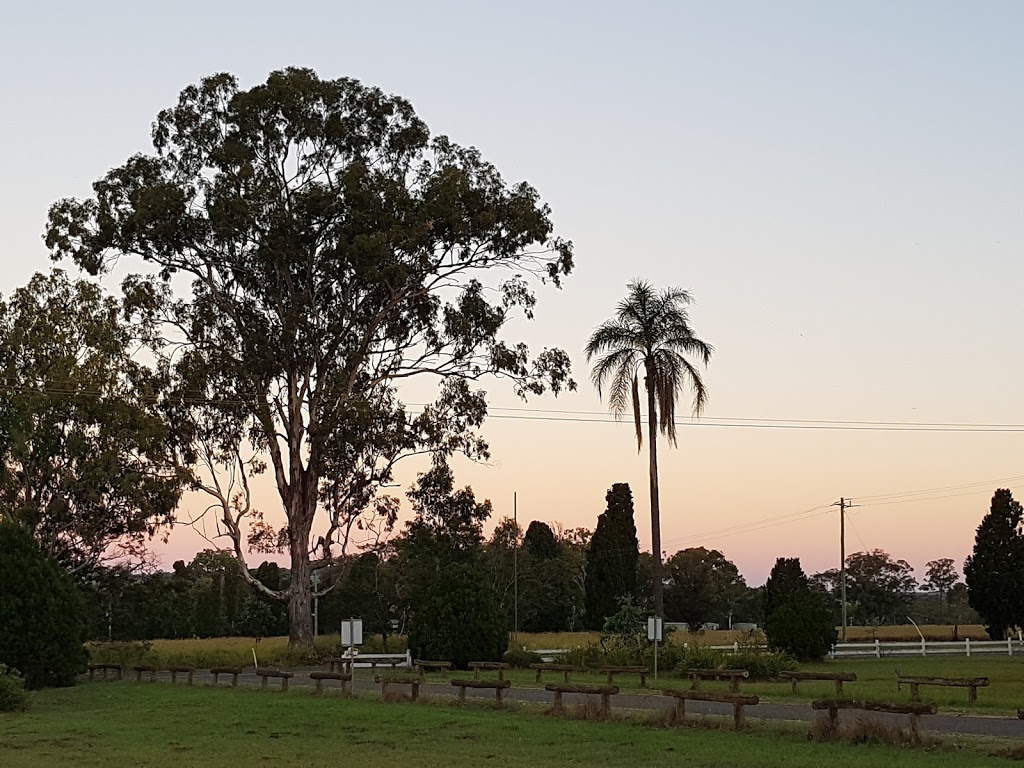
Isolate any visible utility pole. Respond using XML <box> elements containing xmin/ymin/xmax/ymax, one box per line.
<box><xmin>832</xmin><ymin>497</ymin><xmax>858</xmax><ymax>641</ymax></box>
<box><xmin>513</xmin><ymin>491</ymin><xmax>519</xmax><ymax>640</ymax></box>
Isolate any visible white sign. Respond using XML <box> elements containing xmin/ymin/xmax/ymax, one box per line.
<box><xmin>341</xmin><ymin>618</ymin><xmax>364</xmax><ymax>646</ymax></box>
<box><xmin>647</xmin><ymin>616</ymin><xmax>663</xmax><ymax>642</ymax></box>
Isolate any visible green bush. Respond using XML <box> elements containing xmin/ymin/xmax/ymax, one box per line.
<box><xmin>671</xmin><ymin>645</ymin><xmax>796</xmax><ymax>679</ymax></box>
<box><xmin>503</xmin><ymin>647</ymin><xmax>543</xmax><ymax>668</ymax></box>
<box><xmin>0</xmin><ymin>521</ymin><xmax>88</xmax><ymax>688</ymax></box>
<box><xmin>408</xmin><ymin>562</ymin><xmax>507</xmax><ymax>669</ymax></box>
<box><xmin>765</xmin><ymin>594</ymin><xmax>837</xmax><ymax>662</ymax></box>
<box><xmin>0</xmin><ymin>665</ymin><xmax>28</xmax><ymax>712</ymax></box>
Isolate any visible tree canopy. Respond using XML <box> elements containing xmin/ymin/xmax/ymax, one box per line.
<box><xmin>0</xmin><ymin>270</ymin><xmax>181</xmax><ymax>572</ymax></box>
<box><xmin>663</xmin><ymin>547</ymin><xmax>746</xmax><ymax>628</ymax></box>
<box><xmin>45</xmin><ymin>68</ymin><xmax>574</xmax><ymax>647</ymax></box>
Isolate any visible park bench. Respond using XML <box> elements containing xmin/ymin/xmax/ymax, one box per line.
<box><xmin>168</xmin><ymin>666</ymin><xmax>196</xmax><ymax>685</ymax></box>
<box><xmin>469</xmin><ymin>661</ymin><xmax>510</xmax><ymax>681</ymax></box>
<box><xmin>812</xmin><ymin>698</ymin><xmax>937</xmax><ymax>742</ymax></box>
<box><xmin>210</xmin><ymin>666</ymin><xmax>243</xmax><ymax>686</ymax></box>
<box><xmin>309</xmin><ymin>670</ymin><xmax>351</xmax><ymax>695</ymax></box>
<box><xmin>896</xmin><ymin>674</ymin><xmax>989</xmax><ymax>703</ymax></box>
<box><xmin>663</xmin><ymin>689</ymin><xmax>760</xmax><ymax>730</ymax></box>
<box><xmin>779</xmin><ymin>670</ymin><xmax>857</xmax><ymax>696</ymax></box>
<box><xmin>685</xmin><ymin>668</ymin><xmax>749</xmax><ymax>693</ymax></box>
<box><xmin>88</xmin><ymin>663</ymin><xmax>122</xmax><ymax>681</ymax></box>
<box><xmin>133</xmin><ymin>665</ymin><xmax>158</xmax><ymax>682</ymax></box>
<box><xmin>452</xmin><ymin>678</ymin><xmax>512</xmax><ymax>704</ymax></box>
<box><xmin>414</xmin><ymin>659</ymin><xmax>452</xmax><ymax>678</ymax></box>
<box><xmin>529</xmin><ymin>663</ymin><xmax>577</xmax><ymax>683</ymax></box>
<box><xmin>598</xmin><ymin>665</ymin><xmax>649</xmax><ymax>688</ymax></box>
<box><xmin>546</xmin><ymin>683</ymin><xmax>618</xmax><ymax>716</ymax></box>
<box><xmin>374</xmin><ymin>674</ymin><xmax>421</xmax><ymax>701</ymax></box>
<box><xmin>256</xmin><ymin>668</ymin><xmax>294</xmax><ymax>691</ymax></box>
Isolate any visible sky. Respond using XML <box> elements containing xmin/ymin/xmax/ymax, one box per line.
<box><xmin>2</xmin><ymin>1</ymin><xmax>1023</xmax><ymax>585</ymax></box>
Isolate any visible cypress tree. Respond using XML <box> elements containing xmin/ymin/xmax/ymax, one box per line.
<box><xmin>584</xmin><ymin>483</ymin><xmax>639</xmax><ymax>629</ymax></box>
<box><xmin>524</xmin><ymin>521</ymin><xmax>559</xmax><ymax>561</ymax></box>
<box><xmin>762</xmin><ymin>557</ymin><xmax>835</xmax><ymax>661</ymax></box>
<box><xmin>964</xmin><ymin>488</ymin><xmax>1024</xmax><ymax>639</ymax></box>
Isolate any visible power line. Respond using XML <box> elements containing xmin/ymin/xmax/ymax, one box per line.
<box><xmin>4</xmin><ymin>382</ymin><xmax>1024</xmax><ymax>433</ymax></box>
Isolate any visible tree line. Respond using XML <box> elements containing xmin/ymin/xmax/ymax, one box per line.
<box><xmin>75</xmin><ymin>480</ymin><xmax>983</xmax><ymax>645</ymax></box>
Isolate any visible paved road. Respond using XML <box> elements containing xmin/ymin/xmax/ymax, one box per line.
<box><xmin>145</xmin><ymin>668</ymin><xmax>1024</xmax><ymax>740</ymax></box>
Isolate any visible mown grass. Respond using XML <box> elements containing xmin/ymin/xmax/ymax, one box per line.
<box><xmin>413</xmin><ymin>656</ymin><xmax>1024</xmax><ymax>715</ymax></box>
<box><xmin>0</xmin><ymin>682</ymin><xmax>1015</xmax><ymax>767</ymax></box>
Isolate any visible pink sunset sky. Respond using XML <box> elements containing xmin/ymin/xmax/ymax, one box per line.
<box><xmin>2</xmin><ymin>2</ymin><xmax>1022</xmax><ymax>586</ymax></box>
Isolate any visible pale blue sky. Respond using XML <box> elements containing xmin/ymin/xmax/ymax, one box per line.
<box><xmin>2</xmin><ymin>1</ymin><xmax>1022</xmax><ymax>583</ymax></box>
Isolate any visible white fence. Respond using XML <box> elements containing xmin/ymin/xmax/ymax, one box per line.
<box><xmin>536</xmin><ymin>639</ymin><xmax>1024</xmax><ymax>662</ymax></box>
<box><xmin>830</xmin><ymin>638</ymin><xmax>1024</xmax><ymax>659</ymax></box>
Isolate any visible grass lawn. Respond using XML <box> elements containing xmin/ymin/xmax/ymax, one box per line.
<box><xmin>0</xmin><ymin>683</ymin><xmax>1017</xmax><ymax>768</ymax></box>
<box><xmin>416</xmin><ymin>656</ymin><xmax>1024</xmax><ymax>716</ymax></box>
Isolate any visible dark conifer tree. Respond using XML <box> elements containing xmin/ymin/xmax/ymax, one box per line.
<box><xmin>964</xmin><ymin>488</ymin><xmax>1024</xmax><ymax>639</ymax></box>
<box><xmin>584</xmin><ymin>483</ymin><xmax>639</xmax><ymax>629</ymax></box>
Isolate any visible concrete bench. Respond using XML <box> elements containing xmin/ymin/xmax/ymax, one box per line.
<box><xmin>598</xmin><ymin>665</ymin><xmax>648</xmax><ymax>688</ymax></box>
<box><xmin>309</xmin><ymin>670</ymin><xmax>351</xmax><ymax>695</ymax></box>
<box><xmin>375</xmin><ymin>674</ymin><xmax>421</xmax><ymax>701</ymax></box>
<box><xmin>256</xmin><ymin>669</ymin><xmax>294</xmax><ymax>691</ymax></box>
<box><xmin>813</xmin><ymin>698</ymin><xmax>937</xmax><ymax>742</ymax></box>
<box><xmin>663</xmin><ymin>689</ymin><xmax>760</xmax><ymax>729</ymax></box>
<box><xmin>529</xmin><ymin>663</ymin><xmax>577</xmax><ymax>683</ymax></box>
<box><xmin>88</xmin><ymin>664</ymin><xmax>122</xmax><ymax>681</ymax></box>
<box><xmin>546</xmin><ymin>683</ymin><xmax>618</xmax><ymax>716</ymax></box>
<box><xmin>897</xmin><ymin>675</ymin><xmax>989</xmax><ymax>703</ymax></box>
<box><xmin>133</xmin><ymin>665</ymin><xmax>159</xmax><ymax>682</ymax></box>
<box><xmin>168</xmin><ymin>666</ymin><xmax>196</xmax><ymax>685</ymax></box>
<box><xmin>779</xmin><ymin>670</ymin><xmax>856</xmax><ymax>697</ymax></box>
<box><xmin>414</xmin><ymin>659</ymin><xmax>453</xmax><ymax>678</ymax></box>
<box><xmin>469</xmin><ymin>661</ymin><xmax>510</xmax><ymax>681</ymax></box>
<box><xmin>452</xmin><ymin>678</ymin><xmax>512</xmax><ymax>704</ymax></box>
<box><xmin>685</xmin><ymin>668</ymin><xmax>749</xmax><ymax>693</ymax></box>
<box><xmin>210</xmin><ymin>666</ymin><xmax>243</xmax><ymax>686</ymax></box>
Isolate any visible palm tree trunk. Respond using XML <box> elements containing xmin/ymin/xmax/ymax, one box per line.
<box><xmin>646</xmin><ymin>364</ymin><xmax>664</xmax><ymax>619</ymax></box>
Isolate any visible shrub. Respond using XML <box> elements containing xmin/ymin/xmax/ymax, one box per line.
<box><xmin>503</xmin><ymin>647</ymin><xmax>542</xmax><ymax>668</ymax></box>
<box><xmin>0</xmin><ymin>521</ymin><xmax>88</xmax><ymax>688</ymax></box>
<box><xmin>765</xmin><ymin>594</ymin><xmax>837</xmax><ymax>662</ymax></box>
<box><xmin>671</xmin><ymin>645</ymin><xmax>796</xmax><ymax>679</ymax></box>
<box><xmin>0</xmin><ymin>665</ymin><xmax>28</xmax><ymax>712</ymax></box>
<box><xmin>408</xmin><ymin>562</ymin><xmax>507</xmax><ymax>668</ymax></box>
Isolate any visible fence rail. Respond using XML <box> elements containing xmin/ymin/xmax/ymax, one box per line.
<box><xmin>534</xmin><ymin>638</ymin><xmax>1024</xmax><ymax>662</ymax></box>
<box><xmin>830</xmin><ymin>638</ymin><xmax>1023</xmax><ymax>658</ymax></box>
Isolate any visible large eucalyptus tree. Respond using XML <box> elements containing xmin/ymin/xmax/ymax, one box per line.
<box><xmin>46</xmin><ymin>68</ymin><xmax>574</xmax><ymax>648</ymax></box>
<box><xmin>586</xmin><ymin>280</ymin><xmax>712</xmax><ymax>619</ymax></box>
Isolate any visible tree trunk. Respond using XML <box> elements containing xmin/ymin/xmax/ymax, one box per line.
<box><xmin>646</xmin><ymin>363</ymin><xmax>664</xmax><ymax>619</ymax></box>
<box><xmin>286</xmin><ymin>496</ymin><xmax>316</xmax><ymax>651</ymax></box>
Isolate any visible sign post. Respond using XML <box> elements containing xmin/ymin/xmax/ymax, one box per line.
<box><xmin>341</xmin><ymin>617</ymin><xmax>364</xmax><ymax>680</ymax></box>
<box><xmin>648</xmin><ymin>616</ymin><xmax>663</xmax><ymax>683</ymax></box>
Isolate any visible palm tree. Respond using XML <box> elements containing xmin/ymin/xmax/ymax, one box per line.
<box><xmin>586</xmin><ymin>280</ymin><xmax>713</xmax><ymax>620</ymax></box>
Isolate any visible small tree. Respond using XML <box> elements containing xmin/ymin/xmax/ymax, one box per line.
<box><xmin>584</xmin><ymin>483</ymin><xmax>639</xmax><ymax>629</ymax></box>
<box><xmin>0</xmin><ymin>521</ymin><xmax>88</xmax><ymax>688</ymax></box>
<box><xmin>763</xmin><ymin>557</ymin><xmax>836</xmax><ymax>661</ymax></box>
<box><xmin>921</xmin><ymin>558</ymin><xmax>959</xmax><ymax>620</ymax></box>
<box><xmin>964</xmin><ymin>489</ymin><xmax>1024</xmax><ymax>639</ymax></box>
<box><xmin>407</xmin><ymin>562</ymin><xmax>506</xmax><ymax>668</ymax></box>
<box><xmin>663</xmin><ymin>547</ymin><xmax>746</xmax><ymax>628</ymax></box>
